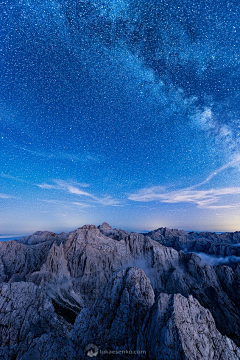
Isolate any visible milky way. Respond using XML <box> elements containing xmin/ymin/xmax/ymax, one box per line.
<box><xmin>1</xmin><ymin>0</ymin><xmax>240</xmax><ymax>233</ymax></box>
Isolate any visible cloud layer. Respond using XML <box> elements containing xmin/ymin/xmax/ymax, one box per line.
<box><xmin>194</xmin><ymin>252</ymin><xmax>240</xmax><ymax>266</ymax></box>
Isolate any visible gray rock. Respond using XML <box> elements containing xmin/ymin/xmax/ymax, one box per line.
<box><xmin>0</xmin><ymin>282</ymin><xmax>72</xmax><ymax>359</ymax></box>
<box><xmin>0</xmin><ymin>223</ymin><xmax>240</xmax><ymax>358</ymax></box>
<box><xmin>165</xmin><ymin>251</ymin><xmax>240</xmax><ymax>346</ymax></box>
<box><xmin>0</xmin><ymin>240</ymin><xmax>56</xmax><ymax>282</ymax></box>
<box><xmin>138</xmin><ymin>293</ymin><xmax>240</xmax><ymax>359</ymax></box>
<box><xmin>19</xmin><ymin>231</ymin><xmax>68</xmax><ymax>245</ymax></box>
<box><xmin>71</xmin><ymin>267</ymin><xmax>155</xmax><ymax>357</ymax></box>
<box><xmin>98</xmin><ymin>222</ymin><xmax>129</xmax><ymax>240</ymax></box>
<box><xmin>147</xmin><ymin>227</ymin><xmax>240</xmax><ymax>257</ymax></box>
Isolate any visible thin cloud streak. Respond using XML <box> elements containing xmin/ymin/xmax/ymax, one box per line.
<box><xmin>129</xmin><ymin>159</ymin><xmax>240</xmax><ymax>209</ymax></box>
<box><xmin>129</xmin><ymin>186</ymin><xmax>240</xmax><ymax>208</ymax></box>
<box><xmin>19</xmin><ymin>147</ymin><xmax>104</xmax><ymax>163</ymax></box>
<box><xmin>37</xmin><ymin>180</ymin><xmax>120</xmax><ymax>206</ymax></box>
<box><xmin>0</xmin><ymin>173</ymin><xmax>30</xmax><ymax>184</ymax></box>
<box><xmin>72</xmin><ymin>202</ymin><xmax>93</xmax><ymax>208</ymax></box>
<box><xmin>42</xmin><ymin>199</ymin><xmax>93</xmax><ymax>208</ymax></box>
<box><xmin>0</xmin><ymin>193</ymin><xmax>14</xmax><ymax>199</ymax></box>
<box><xmin>38</xmin><ymin>180</ymin><xmax>90</xmax><ymax>191</ymax></box>
<box><xmin>191</xmin><ymin>155</ymin><xmax>240</xmax><ymax>189</ymax></box>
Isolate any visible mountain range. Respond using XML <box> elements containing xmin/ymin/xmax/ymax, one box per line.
<box><xmin>0</xmin><ymin>223</ymin><xmax>240</xmax><ymax>359</ymax></box>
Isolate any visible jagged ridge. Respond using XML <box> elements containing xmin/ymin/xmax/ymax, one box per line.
<box><xmin>0</xmin><ymin>223</ymin><xmax>239</xmax><ymax>359</ymax></box>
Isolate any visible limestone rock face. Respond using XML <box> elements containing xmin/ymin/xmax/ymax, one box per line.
<box><xmin>138</xmin><ymin>293</ymin><xmax>240</xmax><ymax>360</ymax></box>
<box><xmin>71</xmin><ymin>267</ymin><xmax>155</xmax><ymax>353</ymax></box>
<box><xmin>0</xmin><ymin>282</ymin><xmax>75</xmax><ymax>360</ymax></box>
<box><xmin>0</xmin><ymin>240</ymin><xmax>53</xmax><ymax>282</ymax></box>
<box><xmin>29</xmin><ymin>242</ymin><xmax>84</xmax><ymax>317</ymax></box>
<box><xmin>164</xmin><ymin>251</ymin><xmax>240</xmax><ymax>346</ymax></box>
<box><xmin>44</xmin><ymin>225</ymin><xmax>179</xmax><ymax>307</ymax></box>
<box><xmin>0</xmin><ymin>223</ymin><xmax>240</xmax><ymax>359</ymax></box>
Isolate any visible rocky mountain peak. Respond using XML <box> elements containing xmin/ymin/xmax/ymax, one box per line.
<box><xmin>19</xmin><ymin>231</ymin><xmax>68</xmax><ymax>245</ymax></box>
<box><xmin>67</xmin><ymin>224</ymin><xmax>105</xmax><ymax>246</ymax></box>
<box><xmin>98</xmin><ymin>222</ymin><xmax>112</xmax><ymax>230</ymax></box>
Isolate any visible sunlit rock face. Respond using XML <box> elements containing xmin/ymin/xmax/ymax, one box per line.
<box><xmin>0</xmin><ymin>224</ymin><xmax>240</xmax><ymax>359</ymax></box>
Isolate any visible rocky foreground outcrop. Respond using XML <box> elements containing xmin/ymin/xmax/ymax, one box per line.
<box><xmin>0</xmin><ymin>223</ymin><xmax>240</xmax><ymax>359</ymax></box>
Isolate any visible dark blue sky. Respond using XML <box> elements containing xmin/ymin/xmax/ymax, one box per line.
<box><xmin>1</xmin><ymin>0</ymin><xmax>240</xmax><ymax>233</ymax></box>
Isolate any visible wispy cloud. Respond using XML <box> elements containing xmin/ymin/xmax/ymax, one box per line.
<box><xmin>129</xmin><ymin>186</ymin><xmax>240</xmax><ymax>208</ymax></box>
<box><xmin>0</xmin><ymin>173</ymin><xmax>30</xmax><ymax>184</ymax></box>
<box><xmin>193</xmin><ymin>155</ymin><xmax>240</xmax><ymax>188</ymax></box>
<box><xmin>0</xmin><ymin>193</ymin><xmax>14</xmax><ymax>199</ymax></box>
<box><xmin>19</xmin><ymin>147</ymin><xmax>104</xmax><ymax>163</ymax></box>
<box><xmin>42</xmin><ymin>199</ymin><xmax>93</xmax><ymax>212</ymax></box>
<box><xmin>71</xmin><ymin>202</ymin><xmax>93</xmax><ymax>208</ymax></box>
<box><xmin>38</xmin><ymin>180</ymin><xmax>119</xmax><ymax>206</ymax></box>
<box><xmin>38</xmin><ymin>180</ymin><xmax>90</xmax><ymax>191</ymax></box>
<box><xmin>129</xmin><ymin>158</ymin><xmax>240</xmax><ymax>209</ymax></box>
<box><xmin>194</xmin><ymin>252</ymin><xmax>240</xmax><ymax>266</ymax></box>
<box><xmin>42</xmin><ymin>199</ymin><xmax>92</xmax><ymax>208</ymax></box>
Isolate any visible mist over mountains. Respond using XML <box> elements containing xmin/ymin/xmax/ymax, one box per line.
<box><xmin>0</xmin><ymin>223</ymin><xmax>240</xmax><ymax>359</ymax></box>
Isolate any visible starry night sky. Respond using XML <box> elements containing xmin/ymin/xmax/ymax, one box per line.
<box><xmin>1</xmin><ymin>0</ymin><xmax>240</xmax><ymax>234</ymax></box>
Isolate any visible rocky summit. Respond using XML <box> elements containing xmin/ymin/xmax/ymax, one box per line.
<box><xmin>0</xmin><ymin>224</ymin><xmax>240</xmax><ymax>359</ymax></box>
